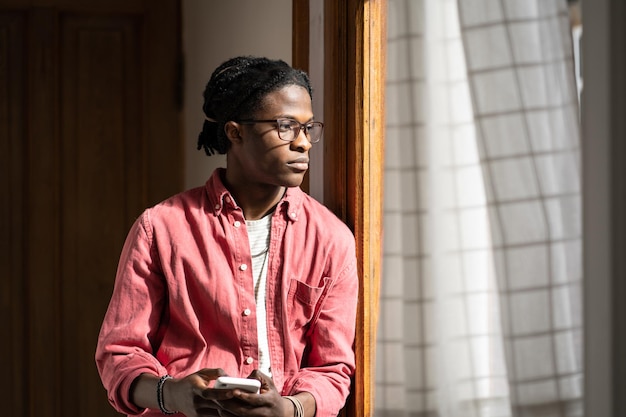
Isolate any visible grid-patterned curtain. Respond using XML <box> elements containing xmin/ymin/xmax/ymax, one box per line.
<box><xmin>376</xmin><ymin>1</ymin><xmax>582</xmax><ymax>416</ymax></box>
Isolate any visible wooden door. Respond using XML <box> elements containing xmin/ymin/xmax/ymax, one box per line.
<box><xmin>293</xmin><ymin>1</ymin><xmax>387</xmax><ymax>415</ymax></box>
<box><xmin>0</xmin><ymin>2</ymin><xmax>182</xmax><ymax>416</ymax></box>
<box><xmin>323</xmin><ymin>1</ymin><xmax>386</xmax><ymax>416</ymax></box>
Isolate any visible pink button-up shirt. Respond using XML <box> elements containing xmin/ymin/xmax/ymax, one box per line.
<box><xmin>95</xmin><ymin>169</ymin><xmax>358</xmax><ymax>417</ymax></box>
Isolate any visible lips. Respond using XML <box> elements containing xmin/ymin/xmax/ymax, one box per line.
<box><xmin>287</xmin><ymin>158</ymin><xmax>309</xmax><ymax>171</ymax></box>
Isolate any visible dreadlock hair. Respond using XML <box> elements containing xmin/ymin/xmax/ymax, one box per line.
<box><xmin>197</xmin><ymin>56</ymin><xmax>313</xmax><ymax>156</ymax></box>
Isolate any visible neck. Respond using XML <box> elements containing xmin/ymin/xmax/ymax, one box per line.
<box><xmin>223</xmin><ymin>180</ymin><xmax>286</xmax><ymax>221</ymax></box>
<box><xmin>243</xmin><ymin>197</ymin><xmax>282</xmax><ymax>220</ymax></box>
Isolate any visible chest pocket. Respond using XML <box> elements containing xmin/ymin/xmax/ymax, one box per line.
<box><xmin>287</xmin><ymin>277</ymin><xmax>334</xmax><ymax>331</ymax></box>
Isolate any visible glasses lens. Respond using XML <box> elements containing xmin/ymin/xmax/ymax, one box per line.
<box><xmin>272</xmin><ymin>119</ymin><xmax>294</xmax><ymax>142</ymax></box>
<box><xmin>275</xmin><ymin>119</ymin><xmax>324</xmax><ymax>143</ymax></box>
<box><xmin>306</xmin><ymin>122</ymin><xmax>324</xmax><ymax>143</ymax></box>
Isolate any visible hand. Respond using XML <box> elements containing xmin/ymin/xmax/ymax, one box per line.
<box><xmin>212</xmin><ymin>370</ymin><xmax>289</xmax><ymax>417</ymax></box>
<box><xmin>164</xmin><ymin>368</ymin><xmax>236</xmax><ymax>417</ymax></box>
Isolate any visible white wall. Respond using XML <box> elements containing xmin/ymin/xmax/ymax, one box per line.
<box><xmin>182</xmin><ymin>0</ymin><xmax>292</xmax><ymax>188</ymax></box>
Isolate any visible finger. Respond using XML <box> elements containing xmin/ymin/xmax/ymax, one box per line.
<box><xmin>230</xmin><ymin>390</ymin><xmax>264</xmax><ymax>407</ymax></box>
<box><xmin>246</xmin><ymin>370</ymin><xmax>268</xmax><ymax>381</ymax></box>
<box><xmin>196</xmin><ymin>368</ymin><xmax>227</xmax><ymax>381</ymax></box>
<box><xmin>199</xmin><ymin>387</ymin><xmax>236</xmax><ymax>401</ymax></box>
<box><xmin>247</xmin><ymin>370</ymin><xmax>275</xmax><ymax>392</ymax></box>
<box><xmin>191</xmin><ymin>369</ymin><xmax>228</xmax><ymax>395</ymax></box>
<box><xmin>218</xmin><ymin>398</ymin><xmax>256</xmax><ymax>416</ymax></box>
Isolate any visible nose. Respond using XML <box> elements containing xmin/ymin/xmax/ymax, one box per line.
<box><xmin>290</xmin><ymin>127</ymin><xmax>313</xmax><ymax>151</ymax></box>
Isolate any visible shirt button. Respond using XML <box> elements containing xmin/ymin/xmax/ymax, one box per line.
<box><xmin>214</xmin><ymin>204</ymin><xmax>220</xmax><ymax>210</ymax></box>
<box><xmin>290</xmin><ymin>212</ymin><xmax>296</xmax><ymax>219</ymax></box>
<box><xmin>234</xmin><ymin>220</ymin><xmax>241</xmax><ymax>228</ymax></box>
<box><xmin>225</xmin><ymin>196</ymin><xmax>231</xmax><ymax>203</ymax></box>
<box><xmin>243</xmin><ymin>308</ymin><xmax>251</xmax><ymax>316</ymax></box>
<box><xmin>245</xmin><ymin>357</ymin><xmax>254</xmax><ymax>365</ymax></box>
<box><xmin>240</xmin><ymin>264</ymin><xmax>248</xmax><ymax>271</ymax></box>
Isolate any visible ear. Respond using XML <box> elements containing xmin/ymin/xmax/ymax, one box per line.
<box><xmin>224</xmin><ymin>121</ymin><xmax>243</xmax><ymax>144</ymax></box>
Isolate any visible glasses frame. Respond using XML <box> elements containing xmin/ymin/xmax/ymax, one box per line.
<box><xmin>237</xmin><ymin>118</ymin><xmax>324</xmax><ymax>143</ymax></box>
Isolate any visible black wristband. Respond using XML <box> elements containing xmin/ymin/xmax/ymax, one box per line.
<box><xmin>157</xmin><ymin>375</ymin><xmax>177</xmax><ymax>415</ymax></box>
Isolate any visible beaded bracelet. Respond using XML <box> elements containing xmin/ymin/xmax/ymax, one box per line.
<box><xmin>157</xmin><ymin>374</ymin><xmax>177</xmax><ymax>415</ymax></box>
<box><xmin>284</xmin><ymin>395</ymin><xmax>304</xmax><ymax>417</ymax></box>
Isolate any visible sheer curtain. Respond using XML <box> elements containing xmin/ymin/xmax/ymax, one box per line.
<box><xmin>376</xmin><ymin>1</ymin><xmax>582</xmax><ymax>416</ymax></box>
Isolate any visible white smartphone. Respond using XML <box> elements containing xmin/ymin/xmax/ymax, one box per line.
<box><xmin>214</xmin><ymin>376</ymin><xmax>261</xmax><ymax>394</ymax></box>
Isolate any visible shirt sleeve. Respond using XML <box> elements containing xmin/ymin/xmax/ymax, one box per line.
<box><xmin>285</xmin><ymin>234</ymin><xmax>359</xmax><ymax>417</ymax></box>
<box><xmin>95</xmin><ymin>210</ymin><xmax>168</xmax><ymax>415</ymax></box>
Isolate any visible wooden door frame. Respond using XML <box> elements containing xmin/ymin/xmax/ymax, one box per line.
<box><xmin>293</xmin><ymin>1</ymin><xmax>386</xmax><ymax>415</ymax></box>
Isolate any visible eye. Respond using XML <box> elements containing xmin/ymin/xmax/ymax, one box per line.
<box><xmin>277</xmin><ymin>119</ymin><xmax>296</xmax><ymax>132</ymax></box>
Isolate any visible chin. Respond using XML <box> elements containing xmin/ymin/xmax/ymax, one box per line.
<box><xmin>284</xmin><ymin>180</ymin><xmax>304</xmax><ymax>188</ymax></box>
<box><xmin>281</xmin><ymin>174</ymin><xmax>305</xmax><ymax>188</ymax></box>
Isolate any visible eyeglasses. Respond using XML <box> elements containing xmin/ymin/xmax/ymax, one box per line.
<box><xmin>237</xmin><ymin>118</ymin><xmax>324</xmax><ymax>143</ymax></box>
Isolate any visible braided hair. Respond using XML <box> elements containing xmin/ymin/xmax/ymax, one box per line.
<box><xmin>197</xmin><ymin>56</ymin><xmax>313</xmax><ymax>156</ymax></box>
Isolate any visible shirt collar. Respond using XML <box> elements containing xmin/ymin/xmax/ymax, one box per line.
<box><xmin>205</xmin><ymin>168</ymin><xmax>304</xmax><ymax>222</ymax></box>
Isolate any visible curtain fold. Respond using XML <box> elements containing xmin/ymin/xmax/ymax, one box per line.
<box><xmin>376</xmin><ymin>1</ymin><xmax>582</xmax><ymax>416</ymax></box>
